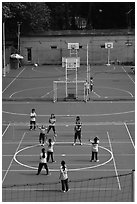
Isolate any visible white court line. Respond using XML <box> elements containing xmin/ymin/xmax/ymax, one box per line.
<box><xmin>2</xmin><ymin>187</ymin><xmax>118</xmax><ymax>191</ymax></box>
<box><xmin>2</xmin><ymin>67</ymin><xmax>26</xmax><ymax>93</ymax></box>
<box><xmin>107</xmin><ymin>131</ymin><xmax>121</xmax><ymax>190</ymax></box>
<box><xmin>124</xmin><ymin>123</ymin><xmax>135</xmax><ymax>149</ymax></box>
<box><xmin>92</xmin><ymin>91</ymin><xmax>101</xmax><ymax>98</ymax></box>
<box><xmin>121</xmin><ymin>66</ymin><xmax>135</xmax><ymax>84</ymax></box>
<box><xmin>95</xmin><ymin>86</ymin><xmax>134</xmax><ymax>97</ymax></box>
<box><xmin>3</xmin><ymin>153</ymin><xmax>134</xmax><ymax>157</ymax></box>
<box><xmin>2</xmin><ymin>168</ymin><xmax>133</xmax><ymax>172</ymax></box>
<box><xmin>2</xmin><ymin>132</ymin><xmax>26</xmax><ymax>184</ymax></box>
<box><xmin>2</xmin><ymin>101</ymin><xmax>135</xmax><ymax>104</ymax></box>
<box><xmin>9</xmin><ymin>86</ymin><xmax>51</xmax><ymax>98</ymax></box>
<box><xmin>2</xmin><ymin>123</ymin><xmax>10</xmax><ymax>137</ymax></box>
<box><xmin>1</xmin><ymin>121</ymin><xmax>135</xmax><ymax>128</ymax></box>
<box><xmin>2</xmin><ymin>110</ymin><xmax>135</xmax><ymax>117</ymax></box>
<box><xmin>2</xmin><ymin>141</ymin><xmax>134</xmax><ymax>145</ymax></box>
<box><xmin>13</xmin><ymin>143</ymin><xmax>113</xmax><ymax>171</ymax></box>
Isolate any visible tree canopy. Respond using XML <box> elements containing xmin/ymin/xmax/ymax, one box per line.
<box><xmin>2</xmin><ymin>2</ymin><xmax>135</xmax><ymax>37</ymax></box>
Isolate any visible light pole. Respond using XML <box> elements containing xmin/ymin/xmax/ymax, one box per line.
<box><xmin>126</xmin><ymin>8</ymin><xmax>133</xmax><ymax>31</ymax></box>
<box><xmin>3</xmin><ymin>21</ymin><xmax>6</xmax><ymax>77</ymax></box>
<box><xmin>17</xmin><ymin>22</ymin><xmax>21</xmax><ymax>53</ymax></box>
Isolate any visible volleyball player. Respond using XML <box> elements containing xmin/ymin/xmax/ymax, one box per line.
<box><xmin>46</xmin><ymin>138</ymin><xmax>56</xmax><ymax>162</ymax></box>
<box><xmin>47</xmin><ymin>114</ymin><xmax>57</xmax><ymax>137</ymax></box>
<box><xmin>38</xmin><ymin>125</ymin><xmax>47</xmax><ymax>146</ymax></box>
<box><xmin>84</xmin><ymin>80</ymin><xmax>90</xmax><ymax>101</ymax></box>
<box><xmin>36</xmin><ymin>148</ymin><xmax>49</xmax><ymax>175</ymax></box>
<box><xmin>73</xmin><ymin>116</ymin><xmax>82</xmax><ymax>146</ymax></box>
<box><xmin>85</xmin><ymin>80</ymin><xmax>90</xmax><ymax>94</ymax></box>
<box><xmin>90</xmin><ymin>77</ymin><xmax>94</xmax><ymax>92</ymax></box>
<box><xmin>89</xmin><ymin>136</ymin><xmax>99</xmax><ymax>162</ymax></box>
<box><xmin>59</xmin><ymin>160</ymin><xmax>70</xmax><ymax>192</ymax></box>
<box><xmin>30</xmin><ymin>108</ymin><xmax>36</xmax><ymax>130</ymax></box>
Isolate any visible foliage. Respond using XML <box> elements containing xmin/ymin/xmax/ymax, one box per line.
<box><xmin>2</xmin><ymin>2</ymin><xmax>135</xmax><ymax>38</ymax></box>
<box><xmin>2</xmin><ymin>2</ymin><xmax>51</xmax><ymax>33</ymax></box>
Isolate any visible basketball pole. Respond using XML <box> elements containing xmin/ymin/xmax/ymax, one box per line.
<box><xmin>107</xmin><ymin>48</ymin><xmax>111</xmax><ymax>66</ymax></box>
<box><xmin>87</xmin><ymin>44</ymin><xmax>89</xmax><ymax>82</ymax></box>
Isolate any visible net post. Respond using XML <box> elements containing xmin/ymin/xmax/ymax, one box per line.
<box><xmin>131</xmin><ymin>169</ymin><xmax>135</xmax><ymax>202</ymax></box>
<box><xmin>12</xmin><ymin>122</ymin><xmax>15</xmax><ymax>140</ymax></box>
<box><xmin>84</xmin><ymin>84</ymin><xmax>86</xmax><ymax>102</ymax></box>
<box><xmin>87</xmin><ymin>44</ymin><xmax>89</xmax><ymax>82</ymax></box>
<box><xmin>88</xmin><ymin>64</ymin><xmax>91</xmax><ymax>94</ymax></box>
<box><xmin>65</xmin><ymin>60</ymin><xmax>68</xmax><ymax>99</ymax></box>
<box><xmin>76</xmin><ymin>66</ymin><xmax>78</xmax><ymax>99</ymax></box>
<box><xmin>53</xmin><ymin>81</ymin><xmax>57</xmax><ymax>102</ymax></box>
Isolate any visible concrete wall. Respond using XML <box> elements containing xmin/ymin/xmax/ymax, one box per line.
<box><xmin>20</xmin><ymin>34</ymin><xmax>135</xmax><ymax>65</ymax></box>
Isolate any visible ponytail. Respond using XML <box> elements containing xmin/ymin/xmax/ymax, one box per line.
<box><xmin>61</xmin><ymin>160</ymin><xmax>66</xmax><ymax>171</ymax></box>
<box><xmin>42</xmin><ymin>152</ymin><xmax>45</xmax><ymax>158</ymax></box>
<box><xmin>48</xmin><ymin>139</ymin><xmax>52</xmax><ymax>147</ymax></box>
<box><xmin>42</xmin><ymin>148</ymin><xmax>45</xmax><ymax>158</ymax></box>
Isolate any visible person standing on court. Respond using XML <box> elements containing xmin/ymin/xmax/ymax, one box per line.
<box><xmin>30</xmin><ymin>108</ymin><xmax>37</xmax><ymax>130</ymax></box>
<box><xmin>59</xmin><ymin>160</ymin><xmax>70</xmax><ymax>192</ymax></box>
<box><xmin>38</xmin><ymin>125</ymin><xmax>47</xmax><ymax>146</ymax></box>
<box><xmin>73</xmin><ymin>116</ymin><xmax>82</xmax><ymax>146</ymax></box>
<box><xmin>89</xmin><ymin>136</ymin><xmax>99</xmax><ymax>162</ymax></box>
<box><xmin>90</xmin><ymin>77</ymin><xmax>94</xmax><ymax>92</ymax></box>
<box><xmin>84</xmin><ymin>80</ymin><xmax>90</xmax><ymax>101</ymax></box>
<box><xmin>47</xmin><ymin>114</ymin><xmax>57</xmax><ymax>138</ymax></box>
<box><xmin>36</xmin><ymin>148</ymin><xmax>49</xmax><ymax>175</ymax></box>
<box><xmin>46</xmin><ymin>138</ymin><xmax>56</xmax><ymax>162</ymax></box>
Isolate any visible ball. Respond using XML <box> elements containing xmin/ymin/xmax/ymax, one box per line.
<box><xmin>34</xmin><ymin>63</ymin><xmax>38</xmax><ymax>67</ymax></box>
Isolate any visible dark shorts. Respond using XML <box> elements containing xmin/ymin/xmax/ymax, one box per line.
<box><xmin>74</xmin><ymin>131</ymin><xmax>81</xmax><ymax>140</ymax></box>
<box><xmin>39</xmin><ymin>133</ymin><xmax>45</xmax><ymax>143</ymax></box>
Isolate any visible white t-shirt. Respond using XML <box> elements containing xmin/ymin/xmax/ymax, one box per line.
<box><xmin>49</xmin><ymin>118</ymin><xmax>56</xmax><ymax>126</ymax></box>
<box><xmin>85</xmin><ymin>81</ymin><xmax>90</xmax><ymax>89</ymax></box>
<box><xmin>39</xmin><ymin>127</ymin><xmax>46</xmax><ymax>134</ymax></box>
<box><xmin>40</xmin><ymin>152</ymin><xmax>47</xmax><ymax>163</ymax></box>
<box><xmin>46</xmin><ymin>141</ymin><xmax>55</xmax><ymax>152</ymax></box>
<box><xmin>92</xmin><ymin>140</ymin><xmax>99</xmax><ymax>152</ymax></box>
<box><xmin>59</xmin><ymin>166</ymin><xmax>68</xmax><ymax>180</ymax></box>
<box><xmin>30</xmin><ymin>112</ymin><xmax>36</xmax><ymax>121</ymax></box>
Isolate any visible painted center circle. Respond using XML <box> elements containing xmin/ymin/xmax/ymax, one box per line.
<box><xmin>14</xmin><ymin>142</ymin><xmax>113</xmax><ymax>171</ymax></box>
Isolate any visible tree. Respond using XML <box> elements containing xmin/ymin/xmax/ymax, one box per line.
<box><xmin>2</xmin><ymin>2</ymin><xmax>51</xmax><ymax>35</ymax></box>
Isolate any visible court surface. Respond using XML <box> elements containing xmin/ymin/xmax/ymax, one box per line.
<box><xmin>2</xmin><ymin>64</ymin><xmax>135</xmax><ymax>201</ymax></box>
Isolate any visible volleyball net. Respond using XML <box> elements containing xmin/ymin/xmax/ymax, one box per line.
<box><xmin>2</xmin><ymin>170</ymin><xmax>135</xmax><ymax>202</ymax></box>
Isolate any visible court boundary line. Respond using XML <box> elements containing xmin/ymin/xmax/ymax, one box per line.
<box><xmin>122</xmin><ymin>66</ymin><xmax>135</xmax><ymax>84</ymax></box>
<box><xmin>2</xmin><ymin>110</ymin><xmax>135</xmax><ymax>117</ymax></box>
<box><xmin>2</xmin><ymin>187</ymin><xmax>119</xmax><ymax>191</ymax></box>
<box><xmin>9</xmin><ymin>86</ymin><xmax>52</xmax><ymax>98</ymax></box>
<box><xmin>3</xmin><ymin>153</ymin><xmax>135</xmax><ymax>157</ymax></box>
<box><xmin>124</xmin><ymin>122</ymin><xmax>135</xmax><ymax>149</ymax></box>
<box><xmin>95</xmin><ymin>86</ymin><xmax>134</xmax><ymax>97</ymax></box>
<box><xmin>6</xmin><ymin>84</ymin><xmax>134</xmax><ymax>99</ymax></box>
<box><xmin>2</xmin><ymin>123</ymin><xmax>10</xmax><ymax>137</ymax></box>
<box><xmin>2</xmin><ymin>132</ymin><xmax>26</xmax><ymax>184</ymax></box>
<box><xmin>107</xmin><ymin>131</ymin><xmax>121</xmax><ymax>190</ymax></box>
<box><xmin>2</xmin><ymin>101</ymin><xmax>135</xmax><ymax>104</ymax></box>
<box><xmin>2</xmin><ymin>121</ymin><xmax>135</xmax><ymax>127</ymax></box>
<box><xmin>2</xmin><ymin>67</ymin><xmax>26</xmax><ymax>93</ymax></box>
<box><xmin>2</xmin><ymin>168</ymin><xmax>133</xmax><ymax>172</ymax></box>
